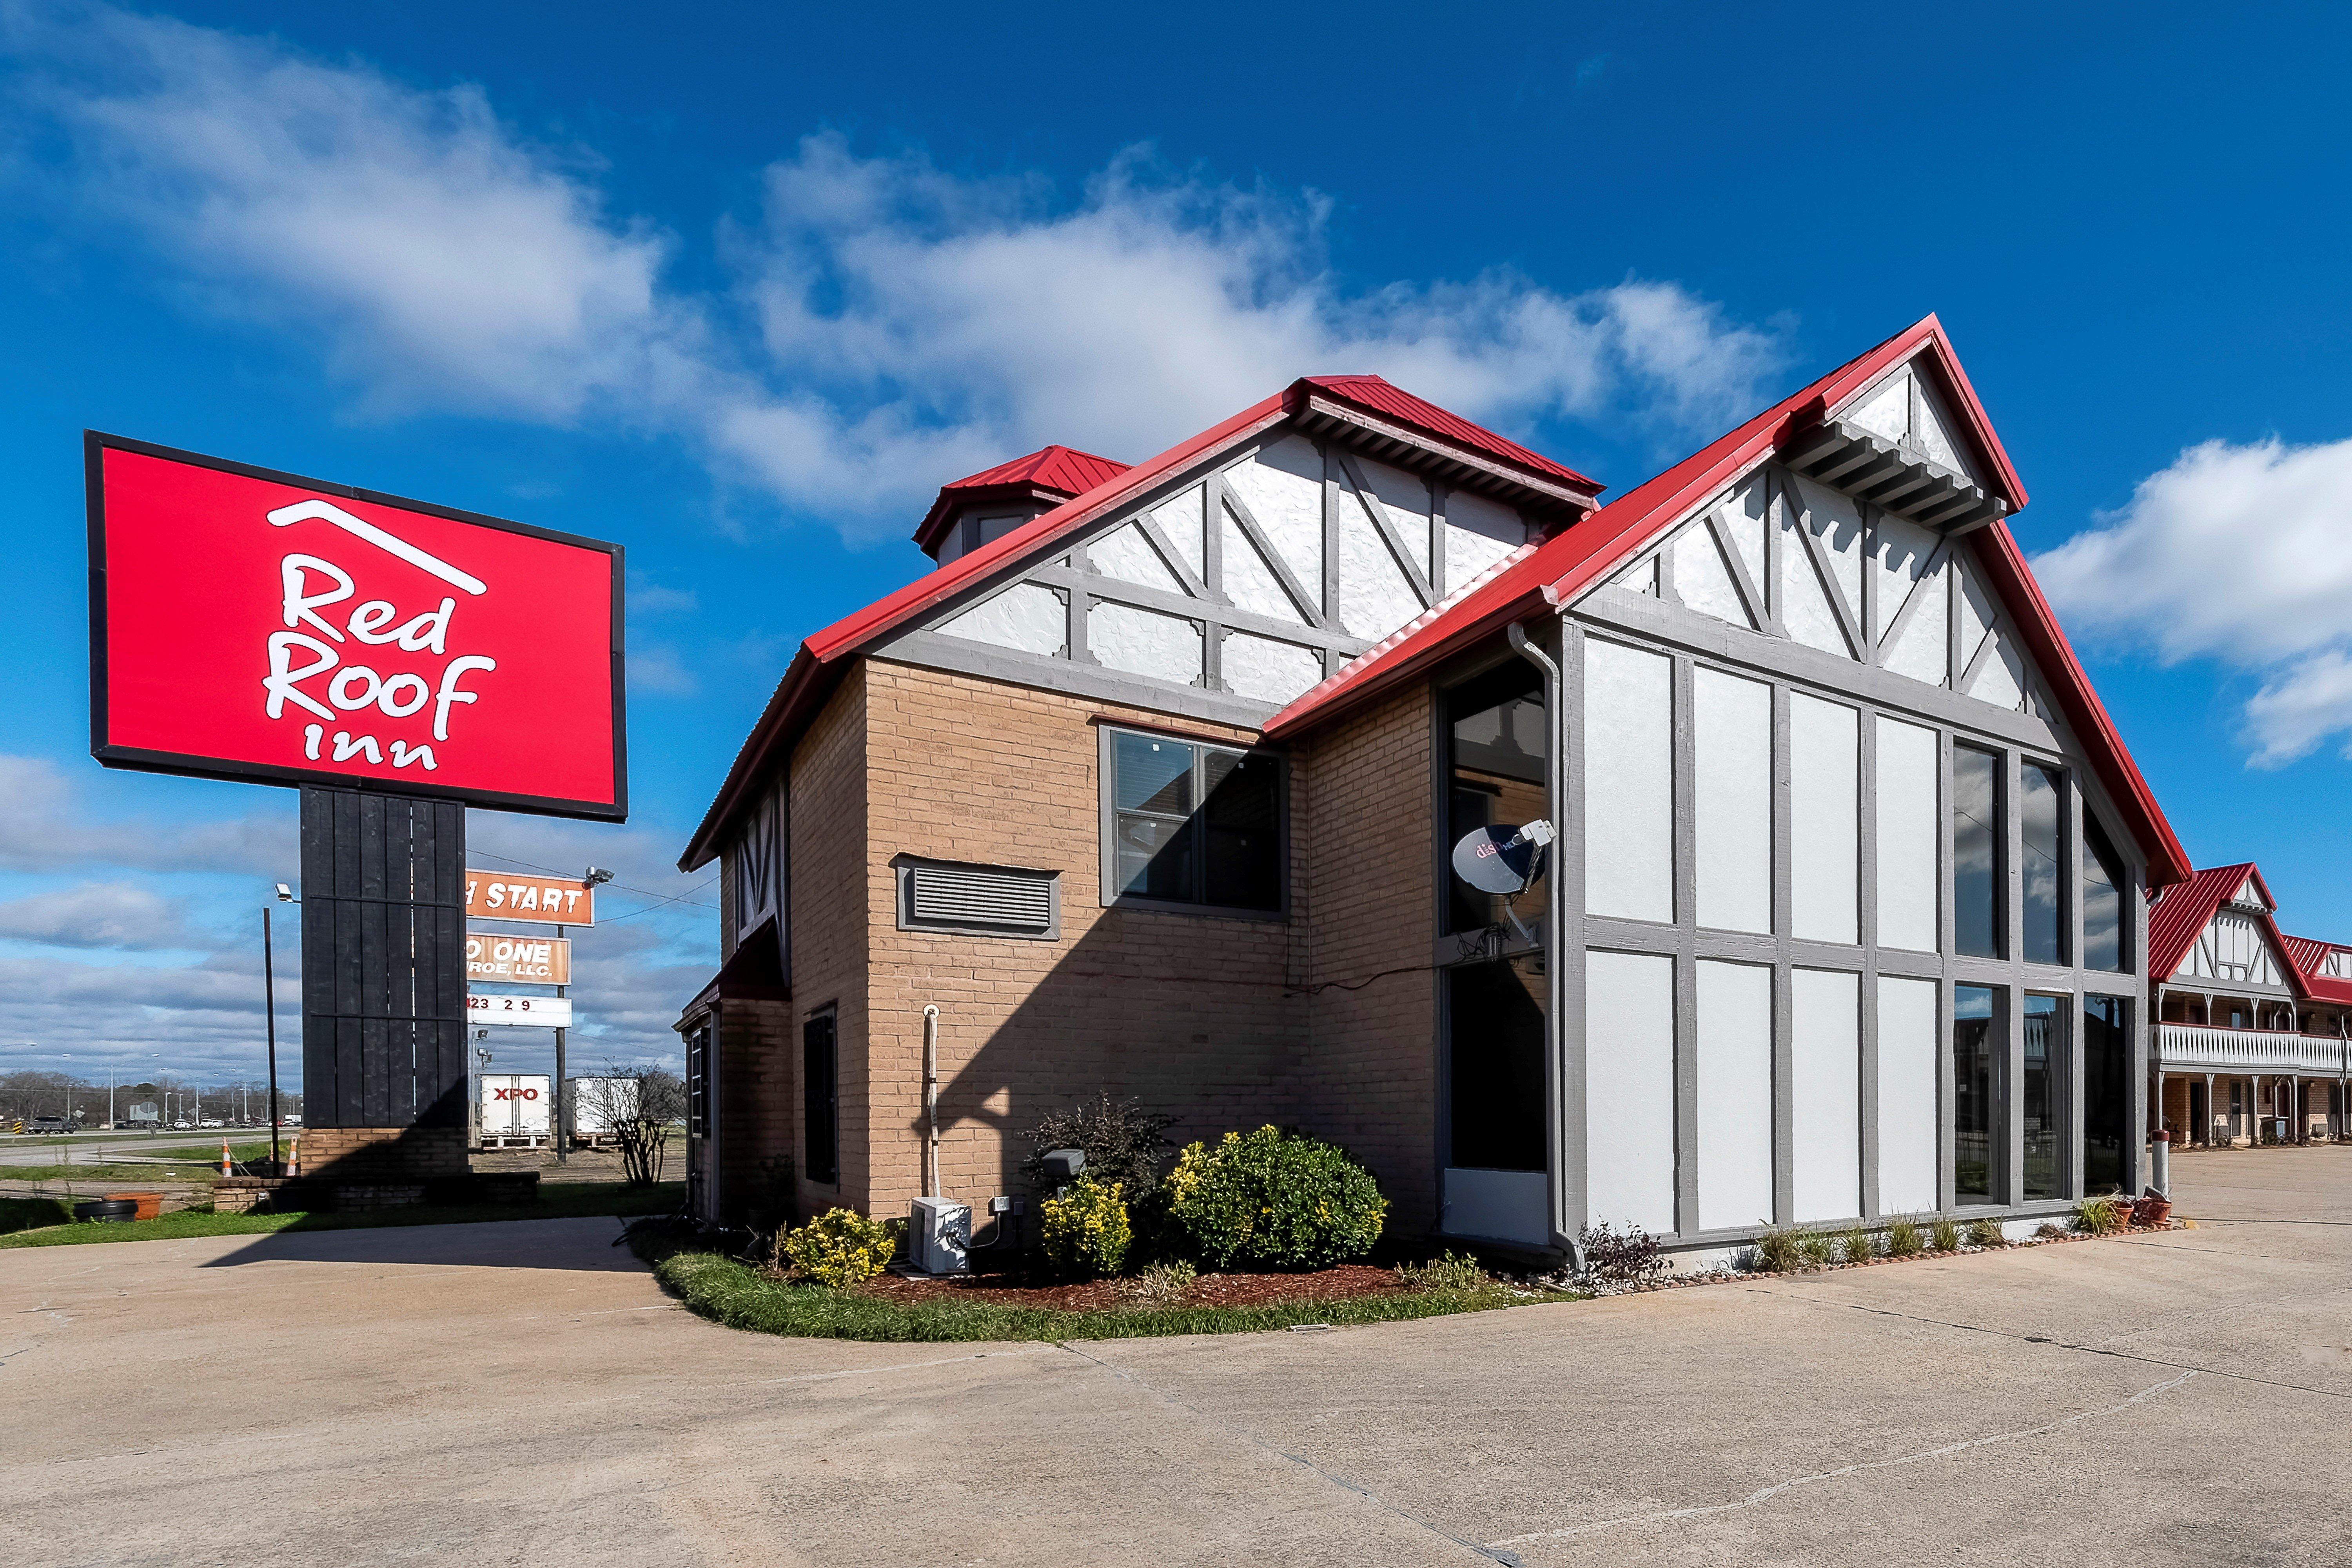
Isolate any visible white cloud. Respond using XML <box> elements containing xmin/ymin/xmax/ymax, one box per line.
<box><xmin>0</xmin><ymin>882</ymin><xmax>193</xmax><ymax>948</ymax></box>
<box><xmin>2035</xmin><ymin>436</ymin><xmax>2352</xmax><ymax>766</ymax></box>
<box><xmin>0</xmin><ymin>754</ymin><xmax>293</xmax><ymax>874</ymax></box>
<box><xmin>9</xmin><ymin>5</ymin><xmax>1793</xmax><ymax>539</ymax></box>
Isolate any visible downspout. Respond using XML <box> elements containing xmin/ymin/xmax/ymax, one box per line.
<box><xmin>922</xmin><ymin>1005</ymin><xmax>940</xmax><ymax>1199</ymax></box>
<box><xmin>1506</xmin><ymin>620</ymin><xmax>1577</xmax><ymax>1271</ymax></box>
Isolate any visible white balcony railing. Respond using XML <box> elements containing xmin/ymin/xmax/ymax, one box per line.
<box><xmin>2155</xmin><ymin>1024</ymin><xmax>2349</xmax><ymax>1076</ymax></box>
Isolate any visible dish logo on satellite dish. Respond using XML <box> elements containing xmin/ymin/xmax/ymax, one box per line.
<box><xmin>263</xmin><ymin>499</ymin><xmax>496</xmax><ymax>775</ymax></box>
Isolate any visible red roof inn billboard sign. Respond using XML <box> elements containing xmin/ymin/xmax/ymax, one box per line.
<box><xmin>86</xmin><ymin>433</ymin><xmax>626</xmax><ymax>820</ymax></box>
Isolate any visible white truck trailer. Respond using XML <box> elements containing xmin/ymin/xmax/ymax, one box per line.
<box><xmin>566</xmin><ymin>1076</ymin><xmax>638</xmax><ymax>1149</ymax></box>
<box><xmin>477</xmin><ymin>1073</ymin><xmax>552</xmax><ymax>1149</ymax></box>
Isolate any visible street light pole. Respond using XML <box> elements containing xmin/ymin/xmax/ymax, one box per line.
<box><xmin>268</xmin><ymin>887</ymin><xmax>297</xmax><ymax>1172</ymax></box>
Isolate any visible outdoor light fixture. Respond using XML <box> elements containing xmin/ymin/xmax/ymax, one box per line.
<box><xmin>1040</xmin><ymin>1148</ymin><xmax>1085</xmax><ymax>1181</ymax></box>
<box><xmin>274</xmin><ymin>883</ymin><xmax>296</xmax><ymax>902</ymax></box>
<box><xmin>582</xmin><ymin>866</ymin><xmax>614</xmax><ymax>887</ymax></box>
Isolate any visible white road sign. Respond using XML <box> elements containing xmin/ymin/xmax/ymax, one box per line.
<box><xmin>466</xmin><ymin>993</ymin><xmax>573</xmax><ymax>1027</ymax></box>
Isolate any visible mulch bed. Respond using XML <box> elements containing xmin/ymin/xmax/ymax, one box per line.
<box><xmin>861</xmin><ymin>1263</ymin><xmax>1405</xmax><ymax>1312</ymax></box>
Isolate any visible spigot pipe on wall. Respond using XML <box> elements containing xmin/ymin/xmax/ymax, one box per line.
<box><xmin>923</xmin><ymin>1004</ymin><xmax>940</xmax><ymax>1199</ymax></box>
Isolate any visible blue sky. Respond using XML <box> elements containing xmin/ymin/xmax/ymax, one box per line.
<box><xmin>6</xmin><ymin>1</ymin><xmax>2352</xmax><ymax>1088</ymax></box>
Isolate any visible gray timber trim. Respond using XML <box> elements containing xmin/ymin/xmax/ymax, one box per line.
<box><xmin>1761</xmin><ymin>470</ymin><xmax>1785</xmax><ymax>636</ymax></box>
<box><xmin>1557</xmin><ymin>617</ymin><xmax>1590</xmax><ymax>1240</ymax></box>
<box><xmin>1130</xmin><ymin>508</ymin><xmax>1212</xmax><ymax>603</ymax></box>
<box><xmin>1430</xmin><ymin>483</ymin><xmax>1450</xmax><ymax>600</ymax></box>
<box><xmin>1336</xmin><ymin>448</ymin><xmax>1437</xmax><ymax>608</ymax></box>
<box><xmin>1027</xmin><ymin>566</ymin><xmax>1355</xmax><ymax>659</ymax></box>
<box><xmin>873</xmin><ymin>637</ymin><xmax>1278</xmax><ymax>730</ymax></box>
<box><xmin>1707</xmin><ymin>506</ymin><xmax>1768</xmax><ymax>634</ymax></box>
<box><xmin>1787</xmin><ymin>483</ymin><xmax>1868</xmax><ymax>659</ymax></box>
<box><xmin>1671</xmin><ymin>651</ymin><xmax>1700</xmax><ymax>1239</ymax></box>
<box><xmin>1215</xmin><ymin>466</ymin><xmax>1329</xmax><ymax>631</ymax></box>
<box><xmin>1771</xmin><ymin>679</ymin><xmax>1796</xmax><ymax>1225</ymax></box>
<box><xmin>1875</xmin><ymin>536</ymin><xmax>1953</xmax><ymax>662</ymax></box>
<box><xmin>1858</xmin><ymin>708</ymin><xmax>1882</xmax><ymax>1218</ymax></box>
<box><xmin>1319</xmin><ymin>443</ymin><xmax>1343</xmax><ymax>629</ymax></box>
<box><xmin>1573</xmin><ymin>591</ymin><xmax>2065</xmax><ymax>755</ymax></box>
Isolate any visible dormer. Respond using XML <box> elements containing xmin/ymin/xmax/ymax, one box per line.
<box><xmin>914</xmin><ymin>445</ymin><xmax>1132</xmax><ymax>565</ymax></box>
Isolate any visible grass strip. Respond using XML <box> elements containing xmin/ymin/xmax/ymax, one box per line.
<box><xmin>0</xmin><ymin>1181</ymin><xmax>682</xmax><ymax>1248</ymax></box>
<box><xmin>651</xmin><ymin>1247</ymin><xmax>1544</xmax><ymax>1343</ymax></box>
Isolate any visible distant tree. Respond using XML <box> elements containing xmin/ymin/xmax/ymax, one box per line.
<box><xmin>575</xmin><ymin>1066</ymin><xmax>686</xmax><ymax>1187</ymax></box>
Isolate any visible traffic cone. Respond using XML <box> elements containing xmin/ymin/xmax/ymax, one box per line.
<box><xmin>221</xmin><ymin>1137</ymin><xmax>232</xmax><ymax>1177</ymax></box>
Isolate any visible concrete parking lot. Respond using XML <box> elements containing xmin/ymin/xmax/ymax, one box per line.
<box><xmin>4</xmin><ymin>1152</ymin><xmax>2348</xmax><ymax>1568</ymax></box>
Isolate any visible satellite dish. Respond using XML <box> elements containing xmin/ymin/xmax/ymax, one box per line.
<box><xmin>1452</xmin><ymin>821</ymin><xmax>1552</xmax><ymax>895</ymax></box>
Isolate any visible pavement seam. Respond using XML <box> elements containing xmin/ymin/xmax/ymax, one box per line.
<box><xmin>1486</xmin><ymin>1369</ymin><xmax>2199</xmax><ymax>1548</ymax></box>
<box><xmin>1740</xmin><ymin>1285</ymin><xmax>2352</xmax><ymax>1402</ymax></box>
<box><xmin>1054</xmin><ymin>1339</ymin><xmax>1526</xmax><ymax>1567</ymax></box>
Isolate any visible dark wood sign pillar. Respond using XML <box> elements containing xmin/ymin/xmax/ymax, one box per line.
<box><xmin>298</xmin><ymin>786</ymin><xmax>470</xmax><ymax>1180</ymax></box>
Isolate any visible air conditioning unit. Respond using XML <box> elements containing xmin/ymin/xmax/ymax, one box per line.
<box><xmin>909</xmin><ymin>1196</ymin><xmax>971</xmax><ymax>1275</ymax></box>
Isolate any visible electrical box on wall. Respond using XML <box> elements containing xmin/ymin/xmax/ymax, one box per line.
<box><xmin>910</xmin><ymin>1196</ymin><xmax>971</xmax><ymax>1274</ymax></box>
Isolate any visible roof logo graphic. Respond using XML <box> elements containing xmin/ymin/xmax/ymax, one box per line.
<box><xmin>267</xmin><ymin>498</ymin><xmax>488</xmax><ymax>596</ymax></box>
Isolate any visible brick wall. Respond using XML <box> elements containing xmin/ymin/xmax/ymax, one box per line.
<box><xmin>861</xmin><ymin>660</ymin><xmax>1306</xmax><ymax>1214</ymax></box>
<box><xmin>1290</xmin><ymin>681</ymin><xmax>1441</xmax><ymax>1234</ymax></box>
<box><xmin>788</xmin><ymin>664</ymin><xmax>871</xmax><ymax>1216</ymax></box>
<box><xmin>713</xmin><ymin>995</ymin><xmax>795</xmax><ymax>1224</ymax></box>
<box><xmin>294</xmin><ymin>1124</ymin><xmax>469</xmax><ymax>1180</ymax></box>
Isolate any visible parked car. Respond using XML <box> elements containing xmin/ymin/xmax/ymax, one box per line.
<box><xmin>199</xmin><ymin>1119</ymin><xmax>225</xmax><ymax>1129</ymax></box>
<box><xmin>172</xmin><ymin>1119</ymin><xmax>193</xmax><ymax>1129</ymax></box>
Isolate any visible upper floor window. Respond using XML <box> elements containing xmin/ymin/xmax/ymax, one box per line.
<box><xmin>1101</xmin><ymin>727</ymin><xmax>1283</xmax><ymax>914</ymax></box>
<box><xmin>2021</xmin><ymin>761</ymin><xmax>2066</xmax><ymax>965</ymax></box>
<box><xmin>1445</xmin><ymin>661</ymin><xmax>1548</xmax><ymax>935</ymax></box>
<box><xmin>2082</xmin><ymin>811</ymin><xmax>2128</xmax><ymax>973</ymax></box>
<box><xmin>1954</xmin><ymin>746</ymin><xmax>2004</xmax><ymax>959</ymax></box>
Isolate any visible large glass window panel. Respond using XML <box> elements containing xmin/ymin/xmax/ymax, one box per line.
<box><xmin>1954</xmin><ymin>748</ymin><xmax>2004</xmax><ymax>959</ymax></box>
<box><xmin>1201</xmin><ymin>751</ymin><xmax>1281</xmax><ymax>911</ymax></box>
<box><xmin>2082</xmin><ymin>996</ymin><xmax>2131</xmax><ymax>1195</ymax></box>
<box><xmin>1107</xmin><ymin>730</ymin><xmax>1283</xmax><ymax>911</ymax></box>
<box><xmin>2082</xmin><ymin>813</ymin><xmax>2127</xmax><ymax>973</ymax></box>
<box><xmin>1953</xmin><ymin>985</ymin><xmax>2001</xmax><ymax>1204</ymax></box>
<box><xmin>2022</xmin><ymin>763</ymin><xmax>2065</xmax><ymax>964</ymax></box>
<box><xmin>1447</xmin><ymin>662</ymin><xmax>1549</xmax><ymax>935</ymax></box>
<box><xmin>2023</xmin><ymin>995</ymin><xmax>2064</xmax><ymax>1200</ymax></box>
<box><xmin>1447</xmin><ymin>959</ymin><xmax>1547</xmax><ymax>1172</ymax></box>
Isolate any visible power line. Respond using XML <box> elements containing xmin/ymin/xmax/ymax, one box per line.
<box><xmin>465</xmin><ymin>849</ymin><xmax>719</xmax><ymax>912</ymax></box>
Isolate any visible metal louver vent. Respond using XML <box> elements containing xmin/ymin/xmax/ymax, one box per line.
<box><xmin>903</xmin><ymin>860</ymin><xmax>1057</xmax><ymax>937</ymax></box>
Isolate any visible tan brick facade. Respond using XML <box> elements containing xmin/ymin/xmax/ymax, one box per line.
<box><xmin>707</xmin><ymin>654</ymin><xmax>1452</xmax><ymax>1236</ymax></box>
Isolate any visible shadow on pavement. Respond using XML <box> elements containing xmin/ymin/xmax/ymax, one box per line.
<box><xmin>199</xmin><ymin>1213</ymin><xmax>656</xmax><ymax>1274</ymax></box>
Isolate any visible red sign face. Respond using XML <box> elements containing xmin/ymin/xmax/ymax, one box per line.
<box><xmin>87</xmin><ymin>434</ymin><xmax>625</xmax><ymax>819</ymax></box>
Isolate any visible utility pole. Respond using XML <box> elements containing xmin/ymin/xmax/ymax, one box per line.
<box><xmin>552</xmin><ymin>922</ymin><xmax>568</xmax><ymax>1165</ymax></box>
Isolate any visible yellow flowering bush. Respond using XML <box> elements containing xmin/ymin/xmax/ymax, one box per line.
<box><xmin>1165</xmin><ymin>1125</ymin><xmax>1387</xmax><ymax>1271</ymax></box>
<box><xmin>774</xmin><ymin>1207</ymin><xmax>898</xmax><ymax>1288</ymax></box>
<box><xmin>1039</xmin><ymin>1176</ymin><xmax>1131</xmax><ymax>1279</ymax></box>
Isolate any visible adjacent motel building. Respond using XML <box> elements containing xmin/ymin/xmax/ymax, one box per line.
<box><xmin>675</xmin><ymin>315</ymin><xmax>2199</xmax><ymax>1260</ymax></box>
<box><xmin>2150</xmin><ymin>863</ymin><xmax>2352</xmax><ymax>1145</ymax></box>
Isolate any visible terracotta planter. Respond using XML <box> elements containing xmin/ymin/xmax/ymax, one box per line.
<box><xmin>2132</xmin><ymin>1195</ymin><xmax>2172</xmax><ymax>1229</ymax></box>
<box><xmin>104</xmin><ymin>1191</ymin><xmax>163</xmax><ymax>1221</ymax></box>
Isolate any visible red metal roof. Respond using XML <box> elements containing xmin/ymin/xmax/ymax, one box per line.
<box><xmin>2147</xmin><ymin>863</ymin><xmax>2300</xmax><ymax>989</ymax></box>
<box><xmin>2279</xmin><ymin>933</ymin><xmax>2352</xmax><ymax>1008</ymax></box>
<box><xmin>1302</xmin><ymin>376</ymin><xmax>1601</xmax><ymax>492</ymax></box>
<box><xmin>1263</xmin><ymin>315</ymin><xmax>2189</xmax><ymax>891</ymax></box>
<box><xmin>911</xmin><ymin>445</ymin><xmax>1132</xmax><ymax>555</ymax></box>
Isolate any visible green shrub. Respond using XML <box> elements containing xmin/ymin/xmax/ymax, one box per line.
<box><xmin>1020</xmin><ymin>1092</ymin><xmax>1176</xmax><ymax>1202</ymax></box>
<box><xmin>1885</xmin><ymin>1218</ymin><xmax>1924</xmax><ymax>1258</ymax></box>
<box><xmin>1039</xmin><ymin>1176</ymin><xmax>1131</xmax><ymax>1279</ymax></box>
<box><xmin>2070</xmin><ymin>1196</ymin><xmax>2126</xmax><ymax>1236</ymax></box>
<box><xmin>1751</xmin><ymin>1227</ymin><xmax>1803</xmax><ymax>1273</ymax></box>
<box><xmin>773</xmin><ymin>1207</ymin><xmax>898</xmax><ymax>1289</ymax></box>
<box><xmin>1164</xmin><ymin>1125</ymin><xmax>1387</xmax><ymax>1271</ymax></box>
<box><xmin>1966</xmin><ymin>1217</ymin><xmax>2007</xmax><ymax>1249</ymax></box>
<box><xmin>1395</xmin><ymin>1251</ymin><xmax>1488</xmax><ymax>1291</ymax></box>
<box><xmin>1839</xmin><ymin>1225</ymin><xmax>1879</xmax><ymax>1264</ymax></box>
<box><xmin>1797</xmin><ymin>1229</ymin><xmax>1837</xmax><ymax>1269</ymax></box>
<box><xmin>1929</xmin><ymin>1217</ymin><xmax>1962</xmax><ymax>1253</ymax></box>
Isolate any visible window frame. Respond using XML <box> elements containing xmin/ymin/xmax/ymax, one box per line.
<box><xmin>802</xmin><ymin>1006</ymin><xmax>839</xmax><ymax>1188</ymax></box>
<box><xmin>1096</xmin><ymin>723</ymin><xmax>1289</xmax><ymax>919</ymax></box>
